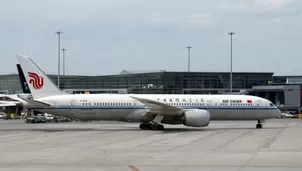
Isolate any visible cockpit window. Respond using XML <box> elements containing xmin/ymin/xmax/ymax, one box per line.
<box><xmin>269</xmin><ymin>103</ymin><xmax>274</xmax><ymax>106</ymax></box>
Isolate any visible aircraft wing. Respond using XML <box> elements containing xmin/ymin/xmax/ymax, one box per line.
<box><xmin>130</xmin><ymin>96</ymin><xmax>184</xmax><ymax>116</ymax></box>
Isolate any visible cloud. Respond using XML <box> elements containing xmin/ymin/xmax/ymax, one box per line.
<box><xmin>184</xmin><ymin>13</ymin><xmax>216</xmax><ymax>26</ymax></box>
<box><xmin>271</xmin><ymin>17</ymin><xmax>282</xmax><ymax>23</ymax></box>
<box><xmin>218</xmin><ymin>2</ymin><xmax>249</xmax><ymax>13</ymax></box>
<box><xmin>219</xmin><ymin>0</ymin><xmax>296</xmax><ymax>14</ymax></box>
<box><xmin>253</xmin><ymin>0</ymin><xmax>294</xmax><ymax>13</ymax></box>
<box><xmin>150</xmin><ymin>13</ymin><xmax>215</xmax><ymax>28</ymax></box>
<box><xmin>0</xmin><ymin>0</ymin><xmax>302</xmax><ymax>76</ymax></box>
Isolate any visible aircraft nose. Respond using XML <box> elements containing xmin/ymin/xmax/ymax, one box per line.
<box><xmin>275</xmin><ymin>108</ymin><xmax>282</xmax><ymax>117</ymax></box>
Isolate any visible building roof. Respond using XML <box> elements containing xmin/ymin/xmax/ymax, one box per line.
<box><xmin>119</xmin><ymin>70</ymin><xmax>166</xmax><ymax>75</ymax></box>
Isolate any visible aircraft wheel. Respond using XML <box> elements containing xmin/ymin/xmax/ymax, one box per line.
<box><xmin>151</xmin><ymin>124</ymin><xmax>157</xmax><ymax>130</ymax></box>
<box><xmin>256</xmin><ymin>123</ymin><xmax>262</xmax><ymax>129</ymax></box>
<box><xmin>156</xmin><ymin>124</ymin><xmax>164</xmax><ymax>130</ymax></box>
<box><xmin>139</xmin><ymin>123</ymin><xmax>148</xmax><ymax>130</ymax></box>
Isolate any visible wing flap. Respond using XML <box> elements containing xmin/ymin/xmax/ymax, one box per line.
<box><xmin>130</xmin><ymin>96</ymin><xmax>183</xmax><ymax>116</ymax></box>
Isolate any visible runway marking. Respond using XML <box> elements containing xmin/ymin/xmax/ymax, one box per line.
<box><xmin>128</xmin><ymin>165</ymin><xmax>140</xmax><ymax>171</ymax></box>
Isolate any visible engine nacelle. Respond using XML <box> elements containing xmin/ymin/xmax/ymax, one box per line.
<box><xmin>182</xmin><ymin>109</ymin><xmax>210</xmax><ymax>127</ymax></box>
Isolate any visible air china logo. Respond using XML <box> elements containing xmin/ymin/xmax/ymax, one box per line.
<box><xmin>28</xmin><ymin>72</ymin><xmax>44</xmax><ymax>90</ymax></box>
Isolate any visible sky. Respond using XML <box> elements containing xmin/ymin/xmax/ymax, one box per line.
<box><xmin>0</xmin><ymin>0</ymin><xmax>302</xmax><ymax>76</ymax></box>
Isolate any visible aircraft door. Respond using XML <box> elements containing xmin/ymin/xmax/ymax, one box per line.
<box><xmin>133</xmin><ymin>99</ymin><xmax>140</xmax><ymax>107</ymax></box>
<box><xmin>70</xmin><ymin>99</ymin><xmax>78</xmax><ymax>117</ymax></box>
<box><xmin>206</xmin><ymin>100</ymin><xmax>221</xmax><ymax>119</ymax></box>
<box><xmin>255</xmin><ymin>100</ymin><xmax>261</xmax><ymax>118</ymax></box>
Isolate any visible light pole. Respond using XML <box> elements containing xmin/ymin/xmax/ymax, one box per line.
<box><xmin>186</xmin><ymin>46</ymin><xmax>192</xmax><ymax>72</ymax></box>
<box><xmin>62</xmin><ymin>48</ymin><xmax>67</xmax><ymax>75</ymax></box>
<box><xmin>56</xmin><ymin>31</ymin><xmax>63</xmax><ymax>88</ymax></box>
<box><xmin>228</xmin><ymin>32</ymin><xmax>235</xmax><ymax>94</ymax></box>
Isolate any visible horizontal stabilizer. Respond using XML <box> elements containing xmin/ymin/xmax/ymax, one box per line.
<box><xmin>17</xmin><ymin>97</ymin><xmax>50</xmax><ymax>107</ymax></box>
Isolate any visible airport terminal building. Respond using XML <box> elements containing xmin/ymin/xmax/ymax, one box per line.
<box><xmin>0</xmin><ymin>70</ymin><xmax>273</xmax><ymax>94</ymax></box>
<box><xmin>0</xmin><ymin>70</ymin><xmax>302</xmax><ymax>112</ymax></box>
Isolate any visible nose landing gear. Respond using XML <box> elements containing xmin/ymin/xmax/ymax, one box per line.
<box><xmin>256</xmin><ymin>120</ymin><xmax>263</xmax><ymax>129</ymax></box>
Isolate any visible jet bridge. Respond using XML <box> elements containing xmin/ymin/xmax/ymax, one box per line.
<box><xmin>252</xmin><ymin>85</ymin><xmax>301</xmax><ymax>112</ymax></box>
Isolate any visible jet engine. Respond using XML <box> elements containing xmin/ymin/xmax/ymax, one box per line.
<box><xmin>181</xmin><ymin>109</ymin><xmax>210</xmax><ymax>127</ymax></box>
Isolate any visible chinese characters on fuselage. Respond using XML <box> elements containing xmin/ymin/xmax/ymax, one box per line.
<box><xmin>156</xmin><ymin>98</ymin><xmax>204</xmax><ymax>103</ymax></box>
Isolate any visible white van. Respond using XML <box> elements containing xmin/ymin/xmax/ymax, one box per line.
<box><xmin>44</xmin><ymin>113</ymin><xmax>54</xmax><ymax>121</ymax></box>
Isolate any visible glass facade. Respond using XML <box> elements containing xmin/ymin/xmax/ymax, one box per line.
<box><xmin>0</xmin><ymin>71</ymin><xmax>274</xmax><ymax>94</ymax></box>
<box><xmin>0</xmin><ymin>74</ymin><xmax>23</xmax><ymax>94</ymax></box>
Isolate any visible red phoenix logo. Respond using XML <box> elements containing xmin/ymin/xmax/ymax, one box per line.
<box><xmin>28</xmin><ymin>72</ymin><xmax>44</xmax><ymax>90</ymax></box>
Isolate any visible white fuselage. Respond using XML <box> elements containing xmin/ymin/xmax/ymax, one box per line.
<box><xmin>30</xmin><ymin>94</ymin><xmax>281</xmax><ymax>123</ymax></box>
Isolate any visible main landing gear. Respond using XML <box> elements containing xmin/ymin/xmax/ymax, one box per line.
<box><xmin>256</xmin><ymin>120</ymin><xmax>263</xmax><ymax>129</ymax></box>
<box><xmin>139</xmin><ymin>122</ymin><xmax>164</xmax><ymax>130</ymax></box>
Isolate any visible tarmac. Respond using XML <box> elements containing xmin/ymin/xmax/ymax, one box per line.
<box><xmin>0</xmin><ymin>119</ymin><xmax>301</xmax><ymax>171</ymax></box>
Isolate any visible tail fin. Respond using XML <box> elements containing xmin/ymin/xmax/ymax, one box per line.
<box><xmin>17</xmin><ymin>55</ymin><xmax>63</xmax><ymax>99</ymax></box>
<box><xmin>16</xmin><ymin>64</ymin><xmax>31</xmax><ymax>94</ymax></box>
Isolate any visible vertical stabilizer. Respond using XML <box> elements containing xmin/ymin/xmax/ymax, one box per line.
<box><xmin>17</xmin><ymin>55</ymin><xmax>63</xmax><ymax>99</ymax></box>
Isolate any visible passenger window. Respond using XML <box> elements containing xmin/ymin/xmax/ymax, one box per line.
<box><xmin>270</xmin><ymin>103</ymin><xmax>274</xmax><ymax>106</ymax></box>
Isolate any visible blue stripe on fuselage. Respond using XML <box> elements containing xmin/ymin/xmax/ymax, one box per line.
<box><xmin>31</xmin><ymin>105</ymin><xmax>278</xmax><ymax>110</ymax></box>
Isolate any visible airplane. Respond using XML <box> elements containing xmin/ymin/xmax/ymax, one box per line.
<box><xmin>0</xmin><ymin>93</ymin><xmax>32</xmax><ymax>107</ymax></box>
<box><xmin>16</xmin><ymin>55</ymin><xmax>281</xmax><ymax>130</ymax></box>
<box><xmin>0</xmin><ymin>64</ymin><xmax>32</xmax><ymax>107</ymax></box>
